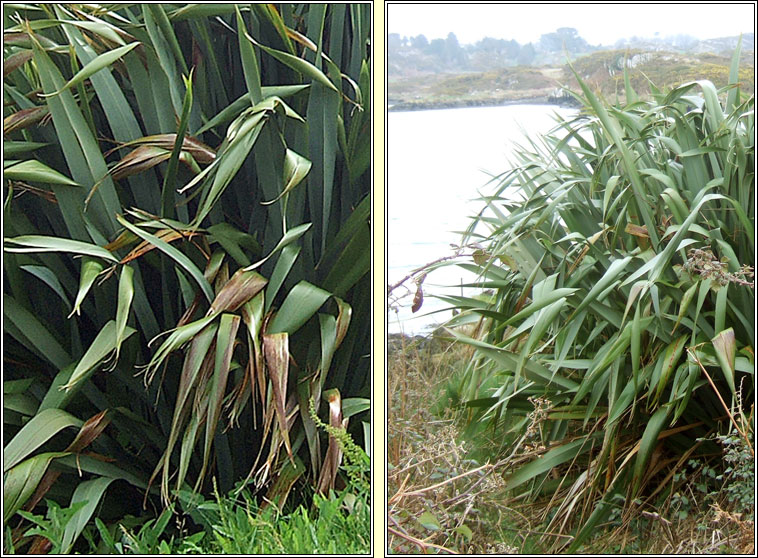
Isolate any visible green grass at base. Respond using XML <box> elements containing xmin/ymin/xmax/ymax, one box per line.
<box><xmin>6</xmin><ymin>481</ymin><xmax>370</xmax><ymax>555</ymax></box>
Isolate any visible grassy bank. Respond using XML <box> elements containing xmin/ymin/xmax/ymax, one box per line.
<box><xmin>388</xmin><ymin>67</ymin><xmax>565</xmax><ymax>111</ymax></box>
<box><xmin>387</xmin><ymin>336</ymin><xmax>754</xmax><ymax>554</ymax></box>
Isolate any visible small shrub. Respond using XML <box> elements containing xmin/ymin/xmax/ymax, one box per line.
<box><xmin>716</xmin><ymin>427</ymin><xmax>755</xmax><ymax>521</ymax></box>
<box><xmin>12</xmin><ymin>500</ymin><xmax>88</xmax><ymax>554</ymax></box>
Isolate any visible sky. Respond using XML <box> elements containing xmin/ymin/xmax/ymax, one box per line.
<box><xmin>387</xmin><ymin>2</ymin><xmax>756</xmax><ymax>47</ymax></box>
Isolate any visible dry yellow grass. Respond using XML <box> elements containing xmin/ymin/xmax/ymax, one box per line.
<box><xmin>387</xmin><ymin>334</ymin><xmax>756</xmax><ymax>555</ymax></box>
<box><xmin>387</xmin><ymin>334</ymin><xmax>532</xmax><ymax>554</ymax></box>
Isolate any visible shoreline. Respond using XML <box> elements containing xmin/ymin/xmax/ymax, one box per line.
<box><xmin>387</xmin><ymin>94</ymin><xmax>580</xmax><ymax>113</ymax></box>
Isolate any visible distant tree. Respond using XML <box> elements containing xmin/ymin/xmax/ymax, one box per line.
<box><xmin>445</xmin><ymin>31</ymin><xmax>465</xmax><ymax>64</ymax></box>
<box><xmin>388</xmin><ymin>33</ymin><xmax>403</xmax><ymax>53</ymax></box>
<box><xmin>557</xmin><ymin>27</ymin><xmax>580</xmax><ymax>40</ymax></box>
<box><xmin>505</xmin><ymin>39</ymin><xmax>521</xmax><ymax>59</ymax></box>
<box><xmin>517</xmin><ymin>42</ymin><xmax>536</xmax><ymax>65</ymax></box>
<box><xmin>539</xmin><ymin>31</ymin><xmax>562</xmax><ymax>52</ymax></box>
<box><xmin>539</xmin><ymin>27</ymin><xmax>589</xmax><ymax>53</ymax></box>
<box><xmin>446</xmin><ymin>31</ymin><xmax>460</xmax><ymax>50</ymax></box>
<box><xmin>429</xmin><ymin>37</ymin><xmax>446</xmax><ymax>59</ymax></box>
<box><xmin>410</xmin><ymin>34</ymin><xmax>429</xmax><ymax>50</ymax></box>
<box><xmin>475</xmin><ymin>37</ymin><xmax>520</xmax><ymax>59</ymax></box>
<box><xmin>477</xmin><ymin>36</ymin><xmax>503</xmax><ymax>53</ymax></box>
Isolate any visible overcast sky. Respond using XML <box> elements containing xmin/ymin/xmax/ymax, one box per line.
<box><xmin>387</xmin><ymin>2</ymin><xmax>756</xmax><ymax>47</ymax></box>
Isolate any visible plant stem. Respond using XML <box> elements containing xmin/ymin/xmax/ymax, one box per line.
<box><xmin>688</xmin><ymin>347</ymin><xmax>754</xmax><ymax>456</ymax></box>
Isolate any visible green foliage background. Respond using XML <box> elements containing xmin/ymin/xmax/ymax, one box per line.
<box><xmin>3</xmin><ymin>3</ymin><xmax>370</xmax><ymax>552</ymax></box>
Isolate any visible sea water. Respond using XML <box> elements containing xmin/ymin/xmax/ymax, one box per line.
<box><xmin>387</xmin><ymin>104</ymin><xmax>578</xmax><ymax>335</ymax></box>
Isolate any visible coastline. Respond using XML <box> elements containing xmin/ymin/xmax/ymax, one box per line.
<box><xmin>387</xmin><ymin>94</ymin><xmax>580</xmax><ymax>113</ymax></box>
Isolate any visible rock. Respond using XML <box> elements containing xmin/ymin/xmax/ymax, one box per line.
<box><xmin>547</xmin><ymin>88</ymin><xmax>582</xmax><ymax>107</ymax></box>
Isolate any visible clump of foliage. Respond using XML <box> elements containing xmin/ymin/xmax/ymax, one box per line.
<box><xmin>3</xmin><ymin>3</ymin><xmax>370</xmax><ymax>554</ymax></box>
<box><xmin>438</xmin><ymin>40</ymin><xmax>753</xmax><ymax>552</ymax></box>
<box><xmin>716</xmin><ymin>422</ymin><xmax>755</xmax><ymax>522</ymax></box>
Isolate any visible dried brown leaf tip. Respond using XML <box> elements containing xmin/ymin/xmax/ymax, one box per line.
<box><xmin>317</xmin><ymin>388</ymin><xmax>346</xmax><ymax>494</ymax></box>
<box><xmin>9</xmin><ymin>181</ymin><xmax>57</xmax><ymax>203</ymax></box>
<box><xmin>411</xmin><ymin>272</ymin><xmax>427</xmax><ymax>313</ymax></box>
<box><xmin>208</xmin><ymin>268</ymin><xmax>267</xmax><ymax>315</ymax></box>
<box><xmin>4</xmin><ymin>106</ymin><xmax>48</xmax><ymax>135</ymax></box>
<box><xmin>625</xmin><ymin>222</ymin><xmax>650</xmax><ymax>249</ymax></box>
<box><xmin>23</xmin><ymin>409</ymin><xmax>114</xmax><ymax>516</ymax></box>
<box><xmin>264</xmin><ymin>332</ymin><xmax>293</xmax><ymax>458</ymax></box>
<box><xmin>119</xmin><ymin>228</ymin><xmax>202</xmax><ymax>265</ymax></box>
<box><xmin>625</xmin><ymin>223</ymin><xmax>649</xmax><ymax>238</ymax></box>
<box><xmin>4</xmin><ymin>49</ymin><xmax>32</xmax><ymax>77</ymax></box>
<box><xmin>110</xmin><ymin>145</ymin><xmax>172</xmax><ymax>181</ymax></box>
<box><xmin>67</xmin><ymin>409</ymin><xmax>112</xmax><ymax>454</ymax></box>
<box><xmin>105</xmin><ymin>134</ymin><xmax>216</xmax><ymax>163</ymax></box>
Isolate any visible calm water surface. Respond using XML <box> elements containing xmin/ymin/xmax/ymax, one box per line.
<box><xmin>388</xmin><ymin>104</ymin><xmax>577</xmax><ymax>335</ymax></box>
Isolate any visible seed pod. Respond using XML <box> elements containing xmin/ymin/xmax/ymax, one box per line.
<box><xmin>411</xmin><ymin>284</ymin><xmax>423</xmax><ymax>313</ymax></box>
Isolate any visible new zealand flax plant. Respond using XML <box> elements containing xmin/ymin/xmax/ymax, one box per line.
<box><xmin>3</xmin><ymin>3</ymin><xmax>370</xmax><ymax>552</ymax></box>
<box><xmin>435</xmin><ymin>43</ymin><xmax>753</xmax><ymax>551</ymax></box>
